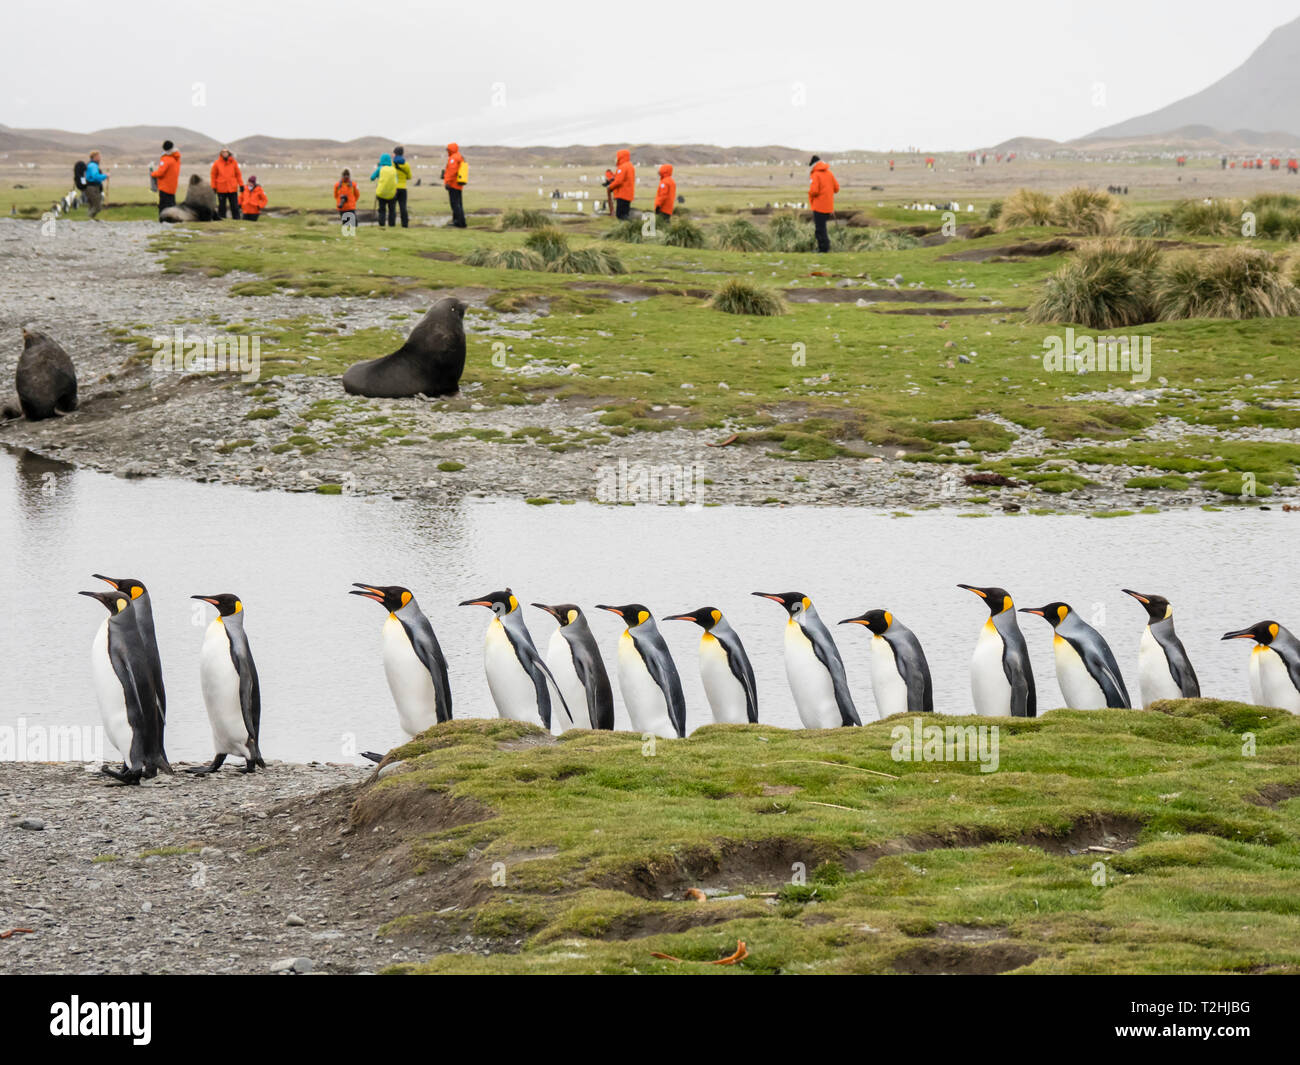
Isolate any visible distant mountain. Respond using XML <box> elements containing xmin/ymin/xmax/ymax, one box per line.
<box><xmin>1084</xmin><ymin>15</ymin><xmax>1300</xmax><ymax>141</ymax></box>
<box><xmin>0</xmin><ymin>126</ymin><xmax>812</xmax><ymax>165</ymax></box>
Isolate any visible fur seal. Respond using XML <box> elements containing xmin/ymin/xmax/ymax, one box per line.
<box><xmin>13</xmin><ymin>328</ymin><xmax>77</xmax><ymax>420</ymax></box>
<box><xmin>342</xmin><ymin>297</ymin><xmax>467</xmax><ymax>398</ymax></box>
<box><xmin>160</xmin><ymin>175</ymin><xmax>218</xmax><ymax>223</ymax></box>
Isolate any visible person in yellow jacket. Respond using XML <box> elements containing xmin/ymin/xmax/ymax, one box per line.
<box><xmin>370</xmin><ymin>153</ymin><xmax>399</xmax><ymax>227</ymax></box>
<box><xmin>239</xmin><ymin>175</ymin><xmax>267</xmax><ymax>221</ymax></box>
<box><xmin>392</xmin><ymin>145</ymin><xmax>412</xmax><ymax>228</ymax></box>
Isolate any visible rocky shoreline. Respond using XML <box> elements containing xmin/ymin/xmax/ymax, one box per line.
<box><xmin>0</xmin><ymin>761</ymin><xmax>459</xmax><ymax>975</ymax></box>
<box><xmin>1</xmin><ymin>218</ymin><xmax>1292</xmax><ymax>512</ymax></box>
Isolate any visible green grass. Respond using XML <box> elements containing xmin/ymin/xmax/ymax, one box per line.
<box><xmin>350</xmin><ymin>702</ymin><xmax>1300</xmax><ymax>974</ymax></box>
<box><xmin>105</xmin><ymin>192</ymin><xmax>1300</xmax><ymax>484</ymax></box>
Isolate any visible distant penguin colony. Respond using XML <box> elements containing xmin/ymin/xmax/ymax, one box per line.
<box><xmin>77</xmin><ymin>575</ymin><xmax>1300</xmax><ymax>782</ymax></box>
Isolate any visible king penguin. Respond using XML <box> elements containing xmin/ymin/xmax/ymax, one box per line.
<box><xmin>1020</xmin><ymin>602</ymin><xmax>1130</xmax><ymax>709</ymax></box>
<box><xmin>79</xmin><ymin>589</ymin><xmax>170</xmax><ymax>783</ymax></box>
<box><xmin>958</xmin><ymin>584</ymin><xmax>1036</xmax><ymax>717</ymax></box>
<box><xmin>93</xmin><ymin>574</ymin><xmax>166</xmax><ymax>728</ymax></box>
<box><xmin>662</xmin><ymin>607</ymin><xmax>758</xmax><ymax>724</ymax></box>
<box><xmin>595</xmin><ymin>604</ymin><xmax>687</xmax><ymax>738</ymax></box>
<box><xmin>460</xmin><ymin>589</ymin><xmax>572</xmax><ymax>728</ymax></box>
<box><xmin>752</xmin><ymin>592</ymin><xmax>860</xmax><ymax>728</ymax></box>
<box><xmin>350</xmin><ymin>583</ymin><xmax>453</xmax><ymax>745</ymax></box>
<box><xmin>532</xmin><ymin>604</ymin><xmax>614</xmax><ymax>731</ymax></box>
<box><xmin>189</xmin><ymin>593</ymin><xmax>266</xmax><ymax>774</ymax></box>
<box><xmin>1222</xmin><ymin>621</ymin><xmax>1300</xmax><ymax>713</ymax></box>
<box><xmin>1123</xmin><ymin>589</ymin><xmax>1200</xmax><ymax>707</ymax></box>
<box><xmin>839</xmin><ymin>609</ymin><xmax>933</xmax><ymax>717</ymax></box>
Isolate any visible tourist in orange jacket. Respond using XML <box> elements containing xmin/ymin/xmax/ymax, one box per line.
<box><xmin>808</xmin><ymin>155</ymin><xmax>839</xmax><ymax>253</ymax></box>
<box><xmin>607</xmin><ymin>149</ymin><xmax>635</xmax><ymax>220</ymax></box>
<box><xmin>210</xmin><ymin>148</ymin><xmax>244</xmax><ymax>219</ymax></box>
<box><xmin>443</xmin><ymin>142</ymin><xmax>467</xmax><ymax>228</ymax></box>
<box><xmin>334</xmin><ymin>169</ymin><xmax>360</xmax><ymax>228</ymax></box>
<box><xmin>239</xmin><ymin>176</ymin><xmax>267</xmax><ymax>221</ymax></box>
<box><xmin>150</xmin><ymin>140</ymin><xmax>181</xmax><ymax>218</ymax></box>
<box><xmin>654</xmin><ymin>164</ymin><xmax>676</xmax><ymax>227</ymax></box>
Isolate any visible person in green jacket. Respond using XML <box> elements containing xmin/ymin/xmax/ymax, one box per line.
<box><xmin>370</xmin><ymin>153</ymin><xmax>399</xmax><ymax>227</ymax></box>
<box><xmin>392</xmin><ymin>145</ymin><xmax>412</xmax><ymax>228</ymax></box>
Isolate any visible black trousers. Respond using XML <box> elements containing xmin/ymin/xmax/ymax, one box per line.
<box><xmin>158</xmin><ymin>191</ymin><xmax>176</xmax><ymax>217</ymax></box>
<box><xmin>216</xmin><ymin>191</ymin><xmax>241</xmax><ymax>219</ymax></box>
<box><xmin>615</xmin><ymin>198</ymin><xmax>631</xmax><ymax>220</ymax></box>
<box><xmin>447</xmin><ymin>186</ymin><xmax>466</xmax><ymax>227</ymax></box>
<box><xmin>813</xmin><ymin>211</ymin><xmax>831</xmax><ymax>253</ymax></box>
<box><xmin>655</xmin><ymin>209</ymin><xmax>672</xmax><ymax>228</ymax></box>
<box><xmin>395</xmin><ymin>187</ymin><xmax>409</xmax><ymax>227</ymax></box>
<box><xmin>376</xmin><ymin>196</ymin><xmax>396</xmax><ymax>226</ymax></box>
<box><xmin>244</xmin><ymin>213</ymin><xmax>260</xmax><ymax>222</ymax></box>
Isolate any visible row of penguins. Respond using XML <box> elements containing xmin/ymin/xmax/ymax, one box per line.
<box><xmin>81</xmin><ymin>577</ymin><xmax>1300</xmax><ymax>784</ymax></box>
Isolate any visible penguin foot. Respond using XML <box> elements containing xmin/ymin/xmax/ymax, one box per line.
<box><xmin>186</xmin><ymin>755</ymin><xmax>226</xmax><ymax>776</ymax></box>
<box><xmin>238</xmin><ymin>760</ymin><xmax>258</xmax><ymax>774</ymax></box>
<box><xmin>360</xmin><ymin>751</ymin><xmax>384</xmax><ymax>764</ymax></box>
<box><xmin>100</xmin><ymin>764</ymin><xmax>142</xmax><ymax>785</ymax></box>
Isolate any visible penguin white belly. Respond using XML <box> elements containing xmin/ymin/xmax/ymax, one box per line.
<box><xmin>970</xmin><ymin>621</ymin><xmax>1012</xmax><ymax>716</ymax></box>
<box><xmin>1247</xmin><ymin>648</ymin><xmax>1265</xmax><ymax>706</ymax></box>
<box><xmin>484</xmin><ymin>619</ymin><xmax>539</xmax><ymax>721</ymax></box>
<box><xmin>1053</xmin><ymin>635</ymin><xmax>1108</xmax><ymax>709</ymax></box>
<box><xmin>700</xmin><ymin>634</ymin><xmax>748</xmax><ymax>724</ymax></box>
<box><xmin>618</xmin><ymin>633</ymin><xmax>676</xmax><ymax>738</ymax></box>
<box><xmin>381</xmin><ymin>615</ymin><xmax>438</xmax><ymax>736</ymax></box>
<box><xmin>546</xmin><ymin>630</ymin><xmax>587</xmax><ymax>733</ymax></box>
<box><xmin>1256</xmin><ymin>648</ymin><xmax>1300</xmax><ymax>713</ymax></box>
<box><xmin>199</xmin><ymin>620</ymin><xmax>250</xmax><ymax>758</ymax></box>
<box><xmin>91</xmin><ymin>621</ymin><xmax>134</xmax><ymax>761</ymax></box>
<box><xmin>869</xmin><ymin>637</ymin><xmax>908</xmax><ymax>719</ymax></box>
<box><xmin>784</xmin><ymin>622</ymin><xmax>840</xmax><ymax>729</ymax></box>
<box><xmin>1137</xmin><ymin>628</ymin><xmax>1182</xmax><ymax>708</ymax></box>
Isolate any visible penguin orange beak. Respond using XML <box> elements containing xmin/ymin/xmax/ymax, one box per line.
<box><xmin>751</xmin><ymin>592</ymin><xmax>786</xmax><ymax>605</ymax></box>
<box><xmin>595</xmin><ymin>605</ymin><xmax>624</xmax><ymax>618</ymax></box>
<box><xmin>661</xmin><ymin>612</ymin><xmax>694</xmax><ymax>622</ymax></box>
<box><xmin>92</xmin><ymin>573</ymin><xmax>120</xmax><ymax>588</ymax></box>
<box><xmin>459</xmin><ymin>597</ymin><xmax>494</xmax><ymax>608</ymax></box>
<box><xmin>957</xmin><ymin>584</ymin><xmax>987</xmax><ymax>598</ymax></box>
<box><xmin>191</xmin><ymin>595</ymin><xmax>221</xmax><ymax>607</ymax></box>
<box><xmin>349</xmin><ymin>583</ymin><xmax>385</xmax><ymax>603</ymax></box>
<box><xmin>1221</xmin><ymin>628</ymin><xmax>1257</xmax><ymax>641</ymax></box>
<box><xmin>839</xmin><ymin>614</ymin><xmax>870</xmax><ymax>626</ymax></box>
<box><xmin>1018</xmin><ymin>607</ymin><xmax>1046</xmax><ymax>617</ymax></box>
<box><xmin>1122</xmin><ymin>589</ymin><xmax>1150</xmax><ymax>605</ymax></box>
<box><xmin>532</xmin><ymin>603</ymin><xmax>560</xmax><ymax>618</ymax></box>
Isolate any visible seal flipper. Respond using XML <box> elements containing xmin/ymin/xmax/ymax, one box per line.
<box><xmin>361</xmin><ymin>751</ymin><xmax>384</xmax><ymax>764</ymax></box>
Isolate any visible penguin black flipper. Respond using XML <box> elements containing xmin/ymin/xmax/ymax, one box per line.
<box><xmin>569</xmin><ymin>639</ymin><xmax>615</xmax><ymax>730</ymax></box>
<box><xmin>1062</xmin><ymin>632</ymin><xmax>1131</xmax><ymax>708</ymax></box>
<box><xmin>1000</xmin><ymin>625</ymin><xmax>1037</xmax><ymax>718</ymax></box>
<box><xmin>224</xmin><ymin>625</ymin><xmax>266</xmax><ymax>767</ymax></box>
<box><xmin>1151</xmin><ymin>622</ymin><xmax>1200</xmax><ymax>697</ymax></box>
<box><xmin>106</xmin><ymin>630</ymin><xmax>153</xmax><ymax>780</ymax></box>
<box><xmin>507</xmin><ymin>628</ymin><xmax>574</xmax><ymax>730</ymax></box>
<box><xmin>890</xmin><ymin>629</ymin><xmax>934</xmax><ymax>714</ymax></box>
<box><xmin>716</xmin><ymin>627</ymin><xmax>759</xmax><ymax>723</ymax></box>
<box><xmin>399</xmin><ymin>613</ymin><xmax>454</xmax><ymax>723</ymax></box>
<box><xmin>805</xmin><ymin>618</ymin><xmax>861</xmax><ymax>726</ymax></box>
<box><xmin>637</xmin><ymin>636</ymin><xmax>688</xmax><ymax>738</ymax></box>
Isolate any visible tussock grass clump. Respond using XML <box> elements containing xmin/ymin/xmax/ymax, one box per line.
<box><xmin>1053</xmin><ymin>186</ymin><xmax>1117</xmax><ymax>235</ymax></box>
<box><xmin>709</xmin><ymin>278</ymin><xmax>786</xmax><ymax>315</ymax></box>
<box><xmin>985</xmin><ymin>199</ymin><xmax>1003</xmax><ymax>221</ymax></box>
<box><xmin>523</xmin><ymin>226</ymin><xmax>569</xmax><ymax>262</ymax></box>
<box><xmin>661</xmin><ymin>217</ymin><xmax>707</xmax><ymax>248</ymax></box>
<box><xmin>1252</xmin><ymin>206</ymin><xmax>1300</xmax><ymax>241</ymax></box>
<box><xmin>851</xmin><ymin>228</ymin><xmax>921</xmax><ymax>251</ymax></box>
<box><xmin>499</xmin><ymin>208</ymin><xmax>550</xmax><ymax>230</ymax></box>
<box><xmin>1118</xmin><ymin>209</ymin><xmax>1176</xmax><ymax>238</ymax></box>
<box><xmin>603</xmin><ymin>219</ymin><xmax>645</xmax><ymax>243</ymax></box>
<box><xmin>998</xmin><ymin>188</ymin><xmax>1054</xmax><ymax>229</ymax></box>
<box><xmin>1155</xmin><ymin>246</ymin><xmax>1300</xmax><ymax>320</ymax></box>
<box><xmin>1248</xmin><ymin>193</ymin><xmax>1300</xmax><ymax>211</ymax></box>
<box><xmin>768</xmin><ymin>213</ymin><xmax>814</xmax><ymax>252</ymax></box>
<box><xmin>1171</xmin><ymin>198</ymin><xmax>1239</xmax><ymax>237</ymax></box>
<box><xmin>1026</xmin><ymin>239</ymin><xmax>1160</xmax><ymax>328</ymax></box>
<box><xmin>546</xmin><ymin>246</ymin><xmax>626</xmax><ymax>275</ymax></box>
<box><xmin>463</xmin><ymin>246</ymin><xmax>546</xmax><ymax>271</ymax></box>
<box><xmin>714</xmin><ymin>218</ymin><xmax>769</xmax><ymax>252</ymax></box>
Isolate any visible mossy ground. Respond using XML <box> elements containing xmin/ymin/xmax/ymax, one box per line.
<box><xmin>345</xmin><ymin>699</ymin><xmax>1300</xmax><ymax>974</ymax></box>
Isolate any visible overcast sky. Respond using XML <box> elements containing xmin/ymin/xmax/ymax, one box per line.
<box><xmin>5</xmin><ymin>0</ymin><xmax>1297</xmax><ymax>149</ymax></box>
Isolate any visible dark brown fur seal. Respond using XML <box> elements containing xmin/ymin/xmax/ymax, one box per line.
<box><xmin>342</xmin><ymin>297</ymin><xmax>466</xmax><ymax>398</ymax></box>
<box><xmin>13</xmin><ymin>328</ymin><xmax>77</xmax><ymax>420</ymax></box>
<box><xmin>160</xmin><ymin>175</ymin><xmax>219</xmax><ymax>223</ymax></box>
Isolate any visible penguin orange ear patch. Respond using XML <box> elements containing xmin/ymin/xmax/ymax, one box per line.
<box><xmin>400</xmin><ymin>590</ymin><xmax>412</xmax><ymax>607</ymax></box>
<box><xmin>883</xmin><ymin>611</ymin><xmax>893</xmax><ymax>628</ymax></box>
<box><xmin>507</xmin><ymin>594</ymin><xmax>519</xmax><ymax>613</ymax></box>
<box><xmin>1057</xmin><ymin>604</ymin><xmax>1068</xmax><ymax>622</ymax></box>
<box><xmin>1270</xmin><ymin>622</ymin><xmax>1280</xmax><ymax>639</ymax></box>
<box><xmin>710</xmin><ymin>609</ymin><xmax>721</xmax><ymax>625</ymax></box>
<box><xmin>637</xmin><ymin>610</ymin><xmax>650</xmax><ymax>626</ymax></box>
<box><xmin>567</xmin><ymin>608</ymin><xmax>578</xmax><ymax>625</ymax></box>
<box><xmin>1002</xmin><ymin>595</ymin><xmax>1013</xmax><ymax>614</ymax></box>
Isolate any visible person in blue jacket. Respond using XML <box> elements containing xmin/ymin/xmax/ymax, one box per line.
<box><xmin>84</xmin><ymin>151</ymin><xmax>109</xmax><ymax>220</ymax></box>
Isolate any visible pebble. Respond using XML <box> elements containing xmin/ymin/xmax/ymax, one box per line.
<box><xmin>17</xmin><ymin>817</ymin><xmax>46</xmax><ymax>831</ymax></box>
<box><xmin>286</xmin><ymin>913</ymin><xmax>306</xmax><ymax>927</ymax></box>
